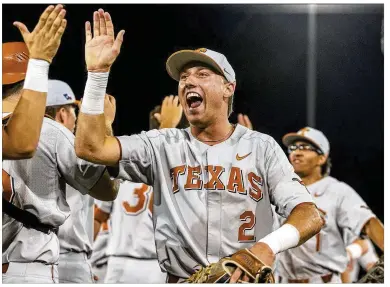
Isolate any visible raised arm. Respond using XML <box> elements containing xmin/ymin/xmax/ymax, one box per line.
<box><xmin>75</xmin><ymin>9</ymin><xmax>125</xmax><ymax>166</ymax></box>
<box><xmin>3</xmin><ymin>4</ymin><xmax>67</xmax><ymax>159</ymax></box>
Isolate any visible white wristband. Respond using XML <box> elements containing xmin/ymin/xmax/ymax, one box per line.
<box><xmin>258</xmin><ymin>223</ymin><xmax>300</xmax><ymax>255</ymax></box>
<box><xmin>346</xmin><ymin>243</ymin><xmax>363</xmax><ymax>260</ymax></box>
<box><xmin>23</xmin><ymin>59</ymin><xmax>50</xmax><ymax>92</ymax></box>
<box><xmin>80</xmin><ymin>72</ymin><xmax>109</xmax><ymax>115</ymax></box>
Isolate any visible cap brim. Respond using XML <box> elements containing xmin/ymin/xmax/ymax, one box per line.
<box><xmin>166</xmin><ymin>50</ymin><xmax>225</xmax><ymax>82</ymax></box>
<box><xmin>2</xmin><ymin>73</ymin><xmax>26</xmax><ymax>85</ymax></box>
<box><xmin>282</xmin><ymin>133</ymin><xmax>321</xmax><ymax>150</ymax></box>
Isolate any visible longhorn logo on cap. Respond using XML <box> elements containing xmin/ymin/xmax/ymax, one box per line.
<box><xmin>298</xmin><ymin>127</ymin><xmax>310</xmax><ymax>136</ymax></box>
<box><xmin>63</xmin><ymin>93</ymin><xmax>72</xmax><ymax>100</ymax></box>
<box><xmin>196</xmin><ymin>48</ymin><xmax>207</xmax><ymax>53</ymax></box>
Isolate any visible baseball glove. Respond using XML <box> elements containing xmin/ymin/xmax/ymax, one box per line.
<box><xmin>186</xmin><ymin>249</ymin><xmax>275</xmax><ymax>283</ymax></box>
<box><xmin>358</xmin><ymin>255</ymin><xmax>384</xmax><ymax>283</ymax></box>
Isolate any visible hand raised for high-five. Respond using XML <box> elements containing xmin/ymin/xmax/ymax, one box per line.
<box><xmin>13</xmin><ymin>4</ymin><xmax>67</xmax><ymax>63</ymax></box>
<box><xmin>85</xmin><ymin>9</ymin><xmax>125</xmax><ymax>72</ymax></box>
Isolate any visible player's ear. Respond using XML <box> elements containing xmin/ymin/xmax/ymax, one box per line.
<box><xmin>223</xmin><ymin>80</ymin><xmax>236</xmax><ymax>99</ymax></box>
<box><xmin>317</xmin><ymin>155</ymin><xmax>327</xmax><ymax>166</ymax></box>
<box><xmin>57</xmin><ymin>107</ymin><xmax>67</xmax><ymax>124</ymax></box>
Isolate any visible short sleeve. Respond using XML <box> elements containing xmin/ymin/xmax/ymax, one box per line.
<box><xmin>264</xmin><ymin>138</ymin><xmax>314</xmax><ymax>218</ymax></box>
<box><xmin>116</xmin><ymin>132</ymin><xmax>156</xmax><ymax>185</ymax></box>
<box><xmin>56</xmin><ymin>130</ymin><xmax>106</xmax><ymax>195</ymax></box>
<box><xmin>336</xmin><ymin>182</ymin><xmax>375</xmax><ymax>236</ymax></box>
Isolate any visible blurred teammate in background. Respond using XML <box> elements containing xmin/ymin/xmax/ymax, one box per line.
<box><xmin>94</xmin><ymin>95</ymin><xmax>188</xmax><ymax>283</ymax></box>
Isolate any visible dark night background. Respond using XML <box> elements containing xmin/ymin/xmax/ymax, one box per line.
<box><xmin>3</xmin><ymin>4</ymin><xmax>384</xmax><ymax>222</ymax></box>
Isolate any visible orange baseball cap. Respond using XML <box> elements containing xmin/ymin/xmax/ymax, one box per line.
<box><xmin>3</xmin><ymin>42</ymin><xmax>29</xmax><ymax>85</ymax></box>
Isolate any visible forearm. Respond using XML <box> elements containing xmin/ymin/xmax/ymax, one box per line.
<box><xmin>75</xmin><ymin>72</ymin><xmax>111</xmax><ymax>163</ymax></box>
<box><xmin>3</xmin><ymin>60</ymin><xmax>50</xmax><ymax>159</ymax></box>
<box><xmin>258</xmin><ymin>202</ymin><xmax>323</xmax><ymax>255</ymax></box>
<box><xmin>363</xmin><ymin>217</ymin><xmax>384</xmax><ymax>251</ymax></box>
<box><xmin>285</xmin><ymin>202</ymin><xmax>324</xmax><ymax>245</ymax></box>
<box><xmin>3</xmin><ymin>91</ymin><xmax>46</xmax><ymax>159</ymax></box>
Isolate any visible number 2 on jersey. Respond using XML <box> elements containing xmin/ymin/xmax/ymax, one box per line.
<box><xmin>238</xmin><ymin>210</ymin><xmax>256</xmax><ymax>242</ymax></box>
<box><xmin>122</xmin><ymin>184</ymin><xmax>153</xmax><ymax>216</ymax></box>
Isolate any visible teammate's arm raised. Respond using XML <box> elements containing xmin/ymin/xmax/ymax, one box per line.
<box><xmin>75</xmin><ymin>9</ymin><xmax>125</xmax><ymax>166</ymax></box>
<box><xmin>3</xmin><ymin>4</ymin><xmax>67</xmax><ymax>159</ymax></box>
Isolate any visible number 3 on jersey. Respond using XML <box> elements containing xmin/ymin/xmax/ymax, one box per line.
<box><xmin>122</xmin><ymin>184</ymin><xmax>153</xmax><ymax>216</ymax></box>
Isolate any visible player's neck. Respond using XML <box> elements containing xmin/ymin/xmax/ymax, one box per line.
<box><xmin>191</xmin><ymin>118</ymin><xmax>234</xmax><ymax>145</ymax></box>
<box><xmin>301</xmin><ymin>172</ymin><xmax>323</xmax><ymax>186</ymax></box>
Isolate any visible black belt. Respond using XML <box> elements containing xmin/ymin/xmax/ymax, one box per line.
<box><xmin>2</xmin><ymin>197</ymin><xmax>58</xmax><ymax>235</ymax></box>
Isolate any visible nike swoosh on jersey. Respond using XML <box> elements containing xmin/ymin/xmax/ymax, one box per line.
<box><xmin>236</xmin><ymin>152</ymin><xmax>252</xmax><ymax>161</ymax></box>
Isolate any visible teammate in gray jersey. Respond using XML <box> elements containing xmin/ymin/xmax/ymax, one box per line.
<box><xmin>43</xmin><ymin>80</ymin><xmax>96</xmax><ymax>283</ymax></box>
<box><xmin>94</xmin><ymin>97</ymin><xmax>187</xmax><ymax>283</ymax></box>
<box><xmin>275</xmin><ymin>127</ymin><xmax>384</xmax><ymax>283</ymax></box>
<box><xmin>2</xmin><ymin>81</ymin><xmax>119</xmax><ymax>283</ymax></box>
<box><xmin>75</xmin><ymin>9</ymin><xmax>324</xmax><ymax>283</ymax></box>
<box><xmin>90</xmin><ymin>201</ymin><xmax>111</xmax><ymax>283</ymax></box>
<box><xmin>2</xmin><ymin>5</ymin><xmax>67</xmax><ymax>160</ymax></box>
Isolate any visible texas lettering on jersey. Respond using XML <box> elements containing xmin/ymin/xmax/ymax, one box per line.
<box><xmin>170</xmin><ymin>164</ymin><xmax>264</xmax><ymax>202</ymax></box>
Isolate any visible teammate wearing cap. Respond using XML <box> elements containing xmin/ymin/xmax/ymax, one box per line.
<box><xmin>2</xmin><ymin>72</ymin><xmax>119</xmax><ymax>285</ymax></box>
<box><xmin>274</xmin><ymin>127</ymin><xmax>384</xmax><ymax>283</ymax></box>
<box><xmin>76</xmin><ymin>9</ymin><xmax>323</xmax><ymax>283</ymax></box>
<box><xmin>3</xmin><ymin>4</ymin><xmax>67</xmax><ymax>160</ymax></box>
<box><xmin>43</xmin><ymin>80</ymin><xmax>96</xmax><ymax>283</ymax></box>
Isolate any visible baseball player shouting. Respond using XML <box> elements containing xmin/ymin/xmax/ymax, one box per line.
<box><xmin>75</xmin><ymin>9</ymin><xmax>323</xmax><ymax>283</ymax></box>
<box><xmin>43</xmin><ymin>80</ymin><xmax>96</xmax><ymax>283</ymax></box>
<box><xmin>275</xmin><ymin>127</ymin><xmax>384</xmax><ymax>283</ymax></box>
<box><xmin>2</xmin><ymin>5</ymin><xmax>67</xmax><ymax>160</ymax></box>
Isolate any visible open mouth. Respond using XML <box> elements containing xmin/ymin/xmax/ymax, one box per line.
<box><xmin>186</xmin><ymin>92</ymin><xmax>203</xmax><ymax>109</ymax></box>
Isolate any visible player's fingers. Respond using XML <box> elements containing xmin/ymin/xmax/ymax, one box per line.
<box><xmin>173</xmin><ymin>95</ymin><xmax>180</xmax><ymax>107</ymax></box>
<box><xmin>112</xmin><ymin>30</ymin><xmax>125</xmax><ymax>56</ymax></box>
<box><xmin>244</xmin><ymin>114</ymin><xmax>252</xmax><ymax>129</ymax></box>
<box><xmin>54</xmin><ymin>19</ymin><xmax>67</xmax><ymax>42</ymax></box>
<box><xmin>13</xmin><ymin>21</ymin><xmax>30</xmax><ymax>41</ymax></box>
<box><xmin>230</xmin><ymin>268</ymin><xmax>242</xmax><ymax>283</ymax></box>
<box><xmin>167</xmin><ymin>95</ymin><xmax>174</xmax><ymax>106</ymax></box>
<box><xmin>32</xmin><ymin>5</ymin><xmax>55</xmax><ymax>33</ymax></box>
<box><xmin>237</xmin><ymin>113</ymin><xmax>244</xmax><ymax>125</ymax></box>
<box><xmin>93</xmin><ymin>11</ymin><xmax>100</xmax><ymax>37</ymax></box>
<box><xmin>154</xmin><ymin>113</ymin><xmax>161</xmax><ymax>123</ymax></box>
<box><xmin>48</xmin><ymin>9</ymin><xmax>66</xmax><ymax>36</ymax></box>
<box><xmin>85</xmin><ymin>21</ymin><xmax>92</xmax><ymax>42</ymax></box>
<box><xmin>104</xmin><ymin>11</ymin><xmax>114</xmax><ymax>37</ymax></box>
<box><xmin>43</xmin><ymin>4</ymin><xmax>63</xmax><ymax>33</ymax></box>
<box><xmin>98</xmin><ymin>9</ymin><xmax>107</xmax><ymax>35</ymax></box>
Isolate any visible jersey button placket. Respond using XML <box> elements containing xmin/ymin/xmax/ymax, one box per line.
<box><xmin>205</xmin><ymin>148</ymin><xmax>222</xmax><ymax>263</ymax></box>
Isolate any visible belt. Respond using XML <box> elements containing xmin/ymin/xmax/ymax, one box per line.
<box><xmin>279</xmin><ymin>273</ymin><xmax>335</xmax><ymax>283</ymax></box>
<box><xmin>2</xmin><ymin>263</ymin><xmax>9</xmax><ymax>274</ymax></box>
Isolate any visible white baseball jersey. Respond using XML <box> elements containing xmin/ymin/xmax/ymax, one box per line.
<box><xmin>115</xmin><ymin>124</ymin><xmax>313</xmax><ymax>278</ymax></box>
<box><xmin>276</xmin><ymin>176</ymin><xmax>375</xmax><ymax>279</ymax></box>
<box><xmin>104</xmin><ymin>181</ymin><xmax>156</xmax><ymax>258</ymax></box>
<box><xmin>58</xmin><ymin>185</ymin><xmax>94</xmax><ymax>255</ymax></box>
<box><xmin>2</xmin><ymin>117</ymin><xmax>106</xmax><ymax>265</ymax></box>
<box><xmin>90</xmin><ymin>200</ymin><xmax>112</xmax><ymax>267</ymax></box>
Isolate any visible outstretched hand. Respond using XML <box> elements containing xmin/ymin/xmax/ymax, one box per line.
<box><xmin>85</xmin><ymin>8</ymin><xmax>125</xmax><ymax>72</ymax></box>
<box><xmin>13</xmin><ymin>4</ymin><xmax>67</xmax><ymax>63</ymax></box>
